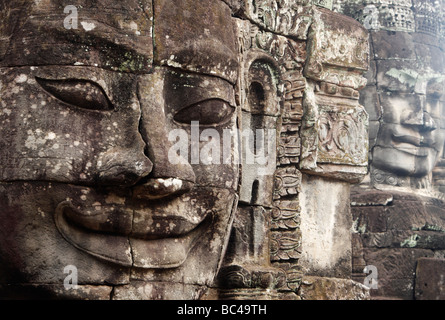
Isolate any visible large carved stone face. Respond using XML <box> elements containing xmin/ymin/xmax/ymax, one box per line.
<box><xmin>370</xmin><ymin>32</ymin><xmax>445</xmax><ymax>178</ymax></box>
<box><xmin>0</xmin><ymin>0</ymin><xmax>239</xmax><ymax>299</ymax></box>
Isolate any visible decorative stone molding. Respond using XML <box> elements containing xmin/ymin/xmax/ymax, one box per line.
<box><xmin>219</xmin><ymin>1</ymin><xmax>369</xmax><ymax>300</ymax></box>
<box><xmin>300</xmin><ymin>8</ymin><xmax>369</xmax><ymax>183</ymax></box>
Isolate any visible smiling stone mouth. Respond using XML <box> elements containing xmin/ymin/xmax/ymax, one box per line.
<box><xmin>60</xmin><ymin>200</ymin><xmax>204</xmax><ymax>239</ymax></box>
<box><xmin>392</xmin><ymin>133</ymin><xmax>435</xmax><ymax>147</ymax></box>
<box><xmin>54</xmin><ymin>201</ymin><xmax>210</xmax><ymax>269</ymax></box>
<box><xmin>391</xmin><ymin>144</ymin><xmax>431</xmax><ymax>157</ymax></box>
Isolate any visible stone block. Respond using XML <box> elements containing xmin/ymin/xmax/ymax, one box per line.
<box><xmin>298</xmin><ymin>276</ymin><xmax>370</xmax><ymax>300</ymax></box>
<box><xmin>415</xmin><ymin>258</ymin><xmax>445</xmax><ymax>300</ymax></box>
<box><xmin>361</xmin><ymin>248</ymin><xmax>434</xmax><ymax>299</ymax></box>
<box><xmin>371</xmin><ymin>30</ymin><xmax>416</xmax><ymax>60</ymax></box>
<box><xmin>353</xmin><ymin>206</ymin><xmax>388</xmax><ymax>233</ymax></box>
<box><xmin>154</xmin><ymin>0</ymin><xmax>238</xmax><ymax>83</ymax></box>
<box><xmin>299</xmin><ymin>175</ymin><xmax>352</xmax><ymax>278</ymax></box>
<box><xmin>359</xmin><ymin>85</ymin><xmax>380</xmax><ymax>121</ymax></box>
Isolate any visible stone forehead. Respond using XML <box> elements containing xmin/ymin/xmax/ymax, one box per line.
<box><xmin>0</xmin><ymin>0</ymin><xmax>238</xmax><ymax>83</ymax></box>
<box><xmin>372</xmin><ymin>30</ymin><xmax>445</xmax><ymax>63</ymax></box>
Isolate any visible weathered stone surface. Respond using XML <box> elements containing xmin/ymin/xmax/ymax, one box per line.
<box><xmin>337</xmin><ymin>1</ymin><xmax>445</xmax><ymax>188</ymax></box>
<box><xmin>112</xmin><ymin>282</ymin><xmax>207</xmax><ymax>300</ymax></box>
<box><xmin>298</xmin><ymin>276</ymin><xmax>370</xmax><ymax>300</ymax></box>
<box><xmin>239</xmin><ymin>113</ymin><xmax>278</xmax><ymax>207</ymax></box>
<box><xmin>0</xmin><ymin>0</ymin><xmax>371</xmax><ymax>300</ymax></box>
<box><xmin>415</xmin><ymin>258</ymin><xmax>445</xmax><ymax>300</ymax></box>
<box><xmin>336</xmin><ymin>0</ymin><xmax>445</xmax><ymax>300</ymax></box>
<box><xmin>1</xmin><ymin>0</ymin><xmax>154</xmax><ymax>73</ymax></box>
<box><xmin>371</xmin><ymin>31</ymin><xmax>416</xmax><ymax>60</ymax></box>
<box><xmin>360</xmin><ymin>248</ymin><xmax>435</xmax><ymax>299</ymax></box>
<box><xmin>359</xmin><ymin>86</ymin><xmax>380</xmax><ymax>122</ymax></box>
<box><xmin>0</xmin><ymin>284</ymin><xmax>113</xmax><ymax>300</ymax></box>
<box><xmin>351</xmin><ymin>188</ymin><xmax>445</xmax><ymax>299</ymax></box>
<box><xmin>153</xmin><ymin>0</ymin><xmax>238</xmax><ymax>83</ymax></box>
<box><xmin>299</xmin><ymin>7</ymin><xmax>369</xmax><ymax>182</ymax></box>
<box><xmin>304</xmin><ymin>9</ymin><xmax>369</xmax><ymax>89</ymax></box>
<box><xmin>299</xmin><ymin>175</ymin><xmax>353</xmax><ymax>279</ymax></box>
<box><xmin>353</xmin><ymin>206</ymin><xmax>388</xmax><ymax>234</ymax></box>
<box><xmin>0</xmin><ymin>0</ymin><xmax>241</xmax><ymax>300</ymax></box>
<box><xmin>433</xmin><ymin>159</ymin><xmax>445</xmax><ymax>193</ymax></box>
<box><xmin>240</xmin><ymin>0</ymin><xmax>314</xmax><ymax>40</ymax></box>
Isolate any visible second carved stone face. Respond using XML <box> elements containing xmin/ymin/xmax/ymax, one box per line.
<box><xmin>370</xmin><ymin>32</ymin><xmax>445</xmax><ymax>178</ymax></box>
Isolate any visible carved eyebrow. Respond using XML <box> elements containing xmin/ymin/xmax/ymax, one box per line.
<box><xmin>166</xmin><ymin>71</ymin><xmax>236</xmax><ymax>110</ymax></box>
<box><xmin>42</xmin><ymin>17</ymin><xmax>153</xmax><ymax>73</ymax></box>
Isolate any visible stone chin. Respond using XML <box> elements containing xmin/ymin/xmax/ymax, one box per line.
<box><xmin>372</xmin><ymin>145</ymin><xmax>439</xmax><ymax>178</ymax></box>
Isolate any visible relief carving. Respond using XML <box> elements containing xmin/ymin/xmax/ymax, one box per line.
<box><xmin>0</xmin><ymin>0</ymin><xmax>370</xmax><ymax>300</ymax></box>
<box><xmin>335</xmin><ymin>0</ymin><xmax>445</xmax><ymax>300</ymax></box>
<box><xmin>300</xmin><ymin>7</ymin><xmax>369</xmax><ymax>182</ymax></box>
<box><xmin>219</xmin><ymin>1</ymin><xmax>369</xmax><ymax>300</ymax></box>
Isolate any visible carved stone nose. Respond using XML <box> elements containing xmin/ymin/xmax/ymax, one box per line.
<box><xmin>401</xmin><ymin>95</ymin><xmax>438</xmax><ymax>131</ymax></box>
<box><xmin>135</xmin><ymin>72</ymin><xmax>196</xmax><ymax>199</ymax></box>
<box><xmin>96</xmin><ymin>147</ymin><xmax>154</xmax><ymax>187</ymax></box>
<box><xmin>402</xmin><ymin>110</ymin><xmax>437</xmax><ymax>131</ymax></box>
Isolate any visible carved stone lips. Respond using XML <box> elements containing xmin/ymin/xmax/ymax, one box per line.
<box><xmin>60</xmin><ymin>201</ymin><xmax>203</xmax><ymax>239</ymax></box>
<box><xmin>54</xmin><ymin>196</ymin><xmax>210</xmax><ymax>269</ymax></box>
<box><xmin>53</xmin><ymin>184</ymin><xmax>234</xmax><ymax>268</ymax></box>
<box><xmin>392</xmin><ymin>133</ymin><xmax>435</xmax><ymax>148</ymax></box>
<box><xmin>392</xmin><ymin>133</ymin><xmax>436</xmax><ymax>156</ymax></box>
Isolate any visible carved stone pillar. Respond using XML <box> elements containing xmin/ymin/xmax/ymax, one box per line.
<box><xmin>214</xmin><ymin>0</ymin><xmax>370</xmax><ymax>300</ymax></box>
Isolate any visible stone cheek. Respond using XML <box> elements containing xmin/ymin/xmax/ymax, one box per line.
<box><xmin>0</xmin><ymin>66</ymin><xmax>148</xmax><ymax>185</ymax></box>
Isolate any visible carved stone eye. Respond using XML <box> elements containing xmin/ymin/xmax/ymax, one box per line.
<box><xmin>36</xmin><ymin>77</ymin><xmax>113</xmax><ymax>111</ymax></box>
<box><xmin>174</xmin><ymin>99</ymin><xmax>234</xmax><ymax>125</ymax></box>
